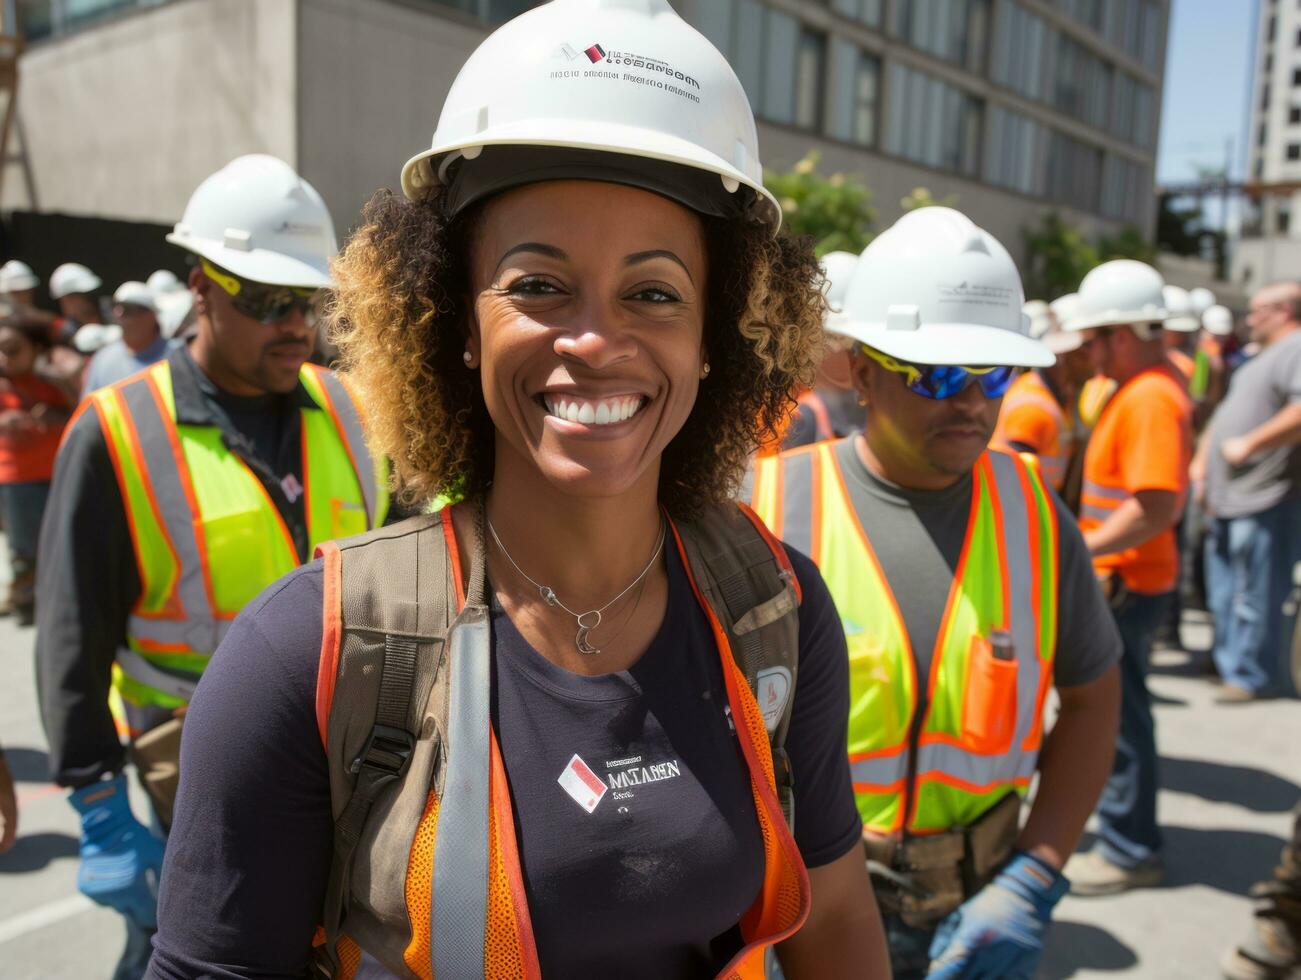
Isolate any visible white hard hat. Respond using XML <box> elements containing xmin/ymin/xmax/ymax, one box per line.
<box><xmin>1188</xmin><ymin>286</ymin><xmax>1216</xmax><ymax>317</ymax></box>
<box><xmin>167</xmin><ymin>154</ymin><xmax>336</xmax><ymax>288</ymax></box>
<box><xmin>113</xmin><ymin>281</ymin><xmax>159</xmax><ymax>314</ymax></box>
<box><xmin>838</xmin><ymin>207</ymin><xmax>1053</xmax><ymax>368</ymax></box>
<box><xmin>0</xmin><ymin>260</ymin><xmax>38</xmax><ymax>293</ymax></box>
<box><xmin>1027</xmin><ymin>298</ymin><xmax>1083</xmax><ymax>355</ymax></box>
<box><xmin>400</xmin><ymin>0</ymin><xmax>780</xmax><ymax>233</ymax></box>
<box><xmin>1162</xmin><ymin>284</ymin><xmax>1200</xmax><ymax>333</ymax></box>
<box><xmin>146</xmin><ymin>269</ymin><xmax>181</xmax><ymax>294</ymax></box>
<box><xmin>1064</xmin><ymin>259</ymin><xmax>1167</xmax><ymax>332</ymax></box>
<box><xmin>72</xmin><ymin>322</ymin><xmax>123</xmax><ymax>354</ymax></box>
<box><xmin>1203</xmin><ymin>304</ymin><xmax>1234</xmax><ymax>336</ymax></box>
<box><xmin>50</xmin><ymin>262</ymin><xmax>103</xmax><ymax>299</ymax></box>
<box><xmin>1023</xmin><ymin>300</ymin><xmax>1052</xmax><ymax>339</ymax></box>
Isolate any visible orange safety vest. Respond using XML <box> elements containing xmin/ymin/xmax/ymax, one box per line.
<box><xmin>315</xmin><ymin>508</ymin><xmax>811</xmax><ymax>979</ymax></box>
<box><xmin>993</xmin><ymin>371</ymin><xmax>1072</xmax><ymax>491</ymax></box>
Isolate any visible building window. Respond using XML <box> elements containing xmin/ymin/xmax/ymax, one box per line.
<box><xmin>1288</xmin><ymin>143</ymin><xmax>1301</xmax><ymax>160</ymax></box>
<box><xmin>1293</xmin><ymin>68</ymin><xmax>1301</xmax><ymax>86</ymax></box>
<box><xmin>1054</xmin><ymin>34</ymin><xmax>1112</xmax><ymax>131</ymax></box>
<box><xmin>885</xmin><ymin>63</ymin><xmax>984</xmax><ymax>178</ymax></box>
<box><xmin>1101</xmin><ymin>153</ymin><xmax>1149</xmax><ymax>222</ymax></box>
<box><xmin>794</xmin><ymin>29</ymin><xmax>828</xmax><ymax>131</ymax></box>
<box><xmin>828</xmin><ymin>41</ymin><xmax>881</xmax><ymax>146</ymax></box>
<box><xmin>1113</xmin><ymin>73</ymin><xmax>1155</xmax><ymax>149</ymax></box>
<box><xmin>1046</xmin><ymin>130</ymin><xmax>1103</xmax><ymax>213</ymax></box>
<box><xmin>990</xmin><ymin>0</ymin><xmax>1049</xmax><ymax>102</ymax></box>
<box><xmin>891</xmin><ymin>0</ymin><xmax>991</xmax><ymax>74</ymax></box>
<box><xmin>831</xmin><ymin>0</ymin><xmax>883</xmax><ymax>26</ymax></box>
<box><xmin>984</xmin><ymin>106</ymin><xmax>1046</xmax><ymax>196</ymax></box>
<box><xmin>1291</xmin><ymin>107</ymin><xmax>1301</xmax><ymax>124</ymax></box>
<box><xmin>1278</xmin><ymin>205</ymin><xmax>1292</xmax><ymax>235</ymax></box>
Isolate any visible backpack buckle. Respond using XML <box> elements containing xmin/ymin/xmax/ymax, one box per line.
<box><xmin>351</xmin><ymin>724</ymin><xmax>416</xmax><ymax>777</ymax></box>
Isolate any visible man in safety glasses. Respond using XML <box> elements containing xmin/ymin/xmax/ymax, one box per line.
<box><xmin>1058</xmin><ymin>260</ymin><xmax>1193</xmax><ymax>899</ymax></box>
<box><xmin>750</xmin><ymin>207</ymin><xmax>1121</xmax><ymax>979</ymax></box>
<box><xmin>35</xmin><ymin>155</ymin><xmax>389</xmax><ymax>979</ymax></box>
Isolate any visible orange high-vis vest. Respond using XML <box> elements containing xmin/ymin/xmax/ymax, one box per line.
<box><xmin>993</xmin><ymin>371</ymin><xmax>1072</xmax><ymax>491</ymax></box>
<box><xmin>314</xmin><ymin>508</ymin><xmax>811</xmax><ymax>979</ymax></box>
<box><xmin>1079</xmin><ymin>365</ymin><xmax>1192</xmax><ymax>594</ymax></box>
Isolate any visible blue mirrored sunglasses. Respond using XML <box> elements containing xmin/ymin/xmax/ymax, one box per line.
<box><xmin>861</xmin><ymin>345</ymin><xmax>1017</xmax><ymax>400</ymax></box>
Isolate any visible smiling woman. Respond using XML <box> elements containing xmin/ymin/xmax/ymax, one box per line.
<box><xmin>148</xmin><ymin>2</ymin><xmax>889</xmax><ymax>979</ymax></box>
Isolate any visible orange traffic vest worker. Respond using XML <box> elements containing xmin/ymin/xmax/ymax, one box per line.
<box><xmin>1059</xmin><ymin>259</ymin><xmax>1194</xmax><ymax>898</ymax></box>
<box><xmin>993</xmin><ymin>370</ymin><xmax>1074</xmax><ymax>491</ymax></box>
<box><xmin>753</xmin><ymin>206</ymin><xmax>1122</xmax><ymax>979</ymax></box>
<box><xmin>147</xmin><ymin>2</ymin><xmax>890</xmax><ymax>977</ymax></box>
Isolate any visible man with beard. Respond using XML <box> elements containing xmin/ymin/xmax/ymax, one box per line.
<box><xmin>749</xmin><ymin>208</ymin><xmax>1121</xmax><ymax>979</ymax></box>
<box><xmin>34</xmin><ymin>155</ymin><xmax>388</xmax><ymax>980</ymax></box>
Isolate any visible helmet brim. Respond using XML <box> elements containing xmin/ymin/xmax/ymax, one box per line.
<box><xmin>401</xmin><ymin>117</ymin><xmax>781</xmax><ymax>233</ymax></box>
<box><xmin>832</xmin><ymin>320</ymin><xmax>1056</xmax><ymax>368</ymax></box>
<box><xmin>166</xmin><ymin>234</ymin><xmax>333</xmax><ymax>289</ymax></box>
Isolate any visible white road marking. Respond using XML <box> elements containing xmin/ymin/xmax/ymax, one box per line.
<box><xmin>0</xmin><ymin>894</ymin><xmax>94</xmax><ymax>945</ymax></box>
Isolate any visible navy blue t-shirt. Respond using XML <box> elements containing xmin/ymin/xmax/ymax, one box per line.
<box><xmin>149</xmin><ymin>540</ymin><xmax>859</xmax><ymax>979</ymax></box>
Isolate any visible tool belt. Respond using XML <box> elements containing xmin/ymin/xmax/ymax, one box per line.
<box><xmin>127</xmin><ymin>715</ymin><xmax>184</xmax><ymax>833</ymax></box>
<box><xmin>864</xmin><ymin>791</ymin><xmax>1022</xmax><ymax>927</ymax></box>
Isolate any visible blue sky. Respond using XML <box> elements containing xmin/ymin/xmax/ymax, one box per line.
<box><xmin>1156</xmin><ymin>0</ymin><xmax>1257</xmax><ymax>185</ymax></box>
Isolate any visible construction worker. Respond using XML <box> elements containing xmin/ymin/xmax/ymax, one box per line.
<box><xmin>81</xmin><ymin>281</ymin><xmax>170</xmax><ymax>395</ymax></box>
<box><xmin>146</xmin><ymin>269</ymin><xmax>194</xmax><ymax>340</ymax></box>
<box><xmin>1060</xmin><ymin>259</ymin><xmax>1193</xmax><ymax>895</ymax></box>
<box><xmin>49</xmin><ymin>262</ymin><xmax>105</xmax><ymax>335</ymax></box>
<box><xmin>783</xmin><ymin>250</ymin><xmax>862</xmax><ymax>448</ymax></box>
<box><xmin>751</xmin><ymin>208</ymin><xmax>1122</xmax><ymax>979</ymax></box>
<box><xmin>150</xmin><ymin>4</ymin><xmax>888</xmax><ymax>977</ymax></box>
<box><xmin>1162</xmin><ymin>285</ymin><xmax>1199</xmax><ymax>384</ymax></box>
<box><xmin>0</xmin><ymin>259</ymin><xmax>40</xmax><ymax>307</ymax></box>
<box><xmin>35</xmin><ymin>154</ymin><xmax>389</xmax><ymax>980</ymax></box>
<box><xmin>993</xmin><ymin>299</ymin><xmax>1093</xmax><ymax>497</ymax></box>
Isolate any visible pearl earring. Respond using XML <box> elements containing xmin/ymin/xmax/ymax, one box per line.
<box><xmin>463</xmin><ymin>350</ymin><xmax>473</xmax><ymax>366</ymax></box>
<box><xmin>701</xmin><ymin>363</ymin><xmax>711</xmax><ymax>378</ymax></box>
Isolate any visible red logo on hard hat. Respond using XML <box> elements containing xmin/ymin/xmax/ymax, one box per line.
<box><xmin>585</xmin><ymin>44</ymin><xmax>607</xmax><ymax>63</ymax></box>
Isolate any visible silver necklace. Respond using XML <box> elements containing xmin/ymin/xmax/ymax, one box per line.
<box><xmin>487</xmin><ymin>517</ymin><xmax>666</xmax><ymax>656</ymax></box>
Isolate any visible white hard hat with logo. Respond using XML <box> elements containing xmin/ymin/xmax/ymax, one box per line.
<box><xmin>0</xmin><ymin>260</ymin><xmax>38</xmax><ymax>293</ymax></box>
<box><xmin>167</xmin><ymin>154</ymin><xmax>337</xmax><ymax>288</ymax></box>
<box><xmin>113</xmin><ymin>281</ymin><xmax>159</xmax><ymax>314</ymax></box>
<box><xmin>1203</xmin><ymin>304</ymin><xmax>1234</xmax><ymax>336</ymax></box>
<box><xmin>1064</xmin><ymin>259</ymin><xmax>1168</xmax><ymax>332</ymax></box>
<box><xmin>401</xmin><ymin>0</ymin><xmax>780</xmax><ymax>232</ymax></box>
<box><xmin>50</xmin><ymin>262</ymin><xmax>103</xmax><ymax>299</ymax></box>
<box><xmin>1162</xmin><ymin>285</ymin><xmax>1201</xmax><ymax>333</ymax></box>
<box><xmin>836</xmin><ymin>207</ymin><xmax>1052</xmax><ymax>368</ymax></box>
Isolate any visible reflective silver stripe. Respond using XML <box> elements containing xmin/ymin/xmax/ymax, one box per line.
<box><xmin>988</xmin><ymin>451</ymin><xmax>1044</xmax><ymax>752</ymax></box>
<box><xmin>431</xmin><ymin>606</ymin><xmax>492</xmax><ymax>979</ymax></box>
<box><xmin>315</xmin><ymin>370</ymin><xmax>378</xmax><ymax>529</ymax></box>
<box><xmin>850</xmin><ymin>752</ymin><xmax>909</xmax><ymax>787</ymax></box>
<box><xmin>1081</xmin><ymin>479</ymin><xmax>1129</xmax><ymax>501</ymax></box>
<box><xmin>117</xmin><ymin>372</ymin><xmax>222</xmax><ymax>656</ymax></box>
<box><xmin>914</xmin><ymin>740</ymin><xmax>1040</xmax><ymax>785</ymax></box>
<box><xmin>115</xmin><ymin>647</ymin><xmax>200</xmax><ymax>702</ymax></box>
<box><xmin>776</xmin><ymin>449</ymin><xmax>815</xmax><ymax>560</ymax></box>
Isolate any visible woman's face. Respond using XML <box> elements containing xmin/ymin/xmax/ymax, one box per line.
<box><xmin>468</xmin><ymin>180</ymin><xmax>708</xmax><ymax>500</ymax></box>
<box><xmin>0</xmin><ymin>327</ymin><xmax>37</xmax><ymax>376</ymax></box>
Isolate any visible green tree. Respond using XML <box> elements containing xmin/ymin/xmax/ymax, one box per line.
<box><xmin>1021</xmin><ymin>213</ymin><xmax>1098</xmax><ymax>301</ymax></box>
<box><xmin>1097</xmin><ymin>225</ymin><xmax>1157</xmax><ymax>264</ymax></box>
<box><xmin>899</xmin><ymin>186</ymin><xmax>958</xmax><ymax>211</ymax></box>
<box><xmin>764</xmin><ymin>151</ymin><xmax>876</xmax><ymax>256</ymax></box>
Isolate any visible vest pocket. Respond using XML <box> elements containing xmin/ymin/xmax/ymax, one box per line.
<box><xmin>962</xmin><ymin>635</ymin><xmax>1017</xmax><ymax>755</ymax></box>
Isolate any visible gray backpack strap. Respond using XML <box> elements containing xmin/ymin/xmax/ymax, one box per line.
<box><xmin>430</xmin><ymin>503</ymin><xmax>493</xmax><ymax>980</ymax></box>
<box><xmin>675</xmin><ymin>502</ymin><xmax>801</xmax><ymax>827</ymax></box>
<box><xmin>316</xmin><ymin>514</ymin><xmax>454</xmax><ymax>977</ymax></box>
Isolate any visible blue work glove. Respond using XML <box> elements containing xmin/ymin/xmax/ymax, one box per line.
<box><xmin>68</xmin><ymin>774</ymin><xmax>164</xmax><ymax>930</ymax></box>
<box><xmin>926</xmin><ymin>851</ymin><xmax>1069</xmax><ymax>979</ymax></box>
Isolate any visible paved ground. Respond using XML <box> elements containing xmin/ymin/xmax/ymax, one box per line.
<box><xmin>1</xmin><ymin>600</ymin><xmax>1297</xmax><ymax>977</ymax></box>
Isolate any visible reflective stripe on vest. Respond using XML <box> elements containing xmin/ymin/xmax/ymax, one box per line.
<box><xmin>1078</xmin><ymin>477</ymin><xmax>1131</xmax><ymax>525</ymax></box>
<box><xmin>323</xmin><ymin>510</ymin><xmax>812</xmax><ymax>979</ymax></box>
<box><xmin>751</xmin><ymin>443</ymin><xmax>1058</xmax><ymax>834</ymax></box>
<box><xmin>93</xmin><ymin>360</ymin><xmax>384</xmax><ymax>711</ymax></box>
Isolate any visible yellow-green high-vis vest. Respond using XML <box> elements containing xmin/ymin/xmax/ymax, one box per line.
<box><xmin>750</xmin><ymin>443</ymin><xmax>1058</xmax><ymax>836</ymax></box>
<box><xmin>89</xmin><ymin>359</ymin><xmax>388</xmax><ymax>724</ymax></box>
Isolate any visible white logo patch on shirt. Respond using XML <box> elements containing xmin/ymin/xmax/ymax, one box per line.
<box><xmin>558</xmin><ymin>754</ymin><xmax>608</xmax><ymax>814</ymax></box>
<box><xmin>756</xmin><ymin>666</ymin><xmax>792</xmax><ymax>734</ymax></box>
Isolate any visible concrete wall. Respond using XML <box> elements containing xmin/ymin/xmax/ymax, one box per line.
<box><xmin>297</xmin><ymin>0</ymin><xmax>488</xmax><ymax>236</ymax></box>
<box><xmin>4</xmin><ymin>0</ymin><xmax>297</xmax><ymax>224</ymax></box>
<box><xmin>1231</xmin><ymin>237</ymin><xmax>1301</xmax><ymax>297</ymax></box>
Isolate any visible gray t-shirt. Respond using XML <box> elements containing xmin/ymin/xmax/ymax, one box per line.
<box><xmin>1205</xmin><ymin>330</ymin><xmax>1301</xmax><ymax>519</ymax></box>
<box><xmin>830</xmin><ymin>438</ymin><xmax>1121</xmax><ymax>692</ymax></box>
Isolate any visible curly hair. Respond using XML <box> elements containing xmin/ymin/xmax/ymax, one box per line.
<box><xmin>327</xmin><ymin>186</ymin><xmax>826</xmax><ymax>518</ymax></box>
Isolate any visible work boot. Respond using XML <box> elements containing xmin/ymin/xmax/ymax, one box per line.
<box><xmin>1065</xmin><ymin>850</ymin><xmax>1164</xmax><ymax>896</ymax></box>
<box><xmin>8</xmin><ymin>570</ymin><xmax>35</xmax><ymax>628</ymax></box>
<box><xmin>1221</xmin><ymin>880</ymin><xmax>1301</xmax><ymax>979</ymax></box>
